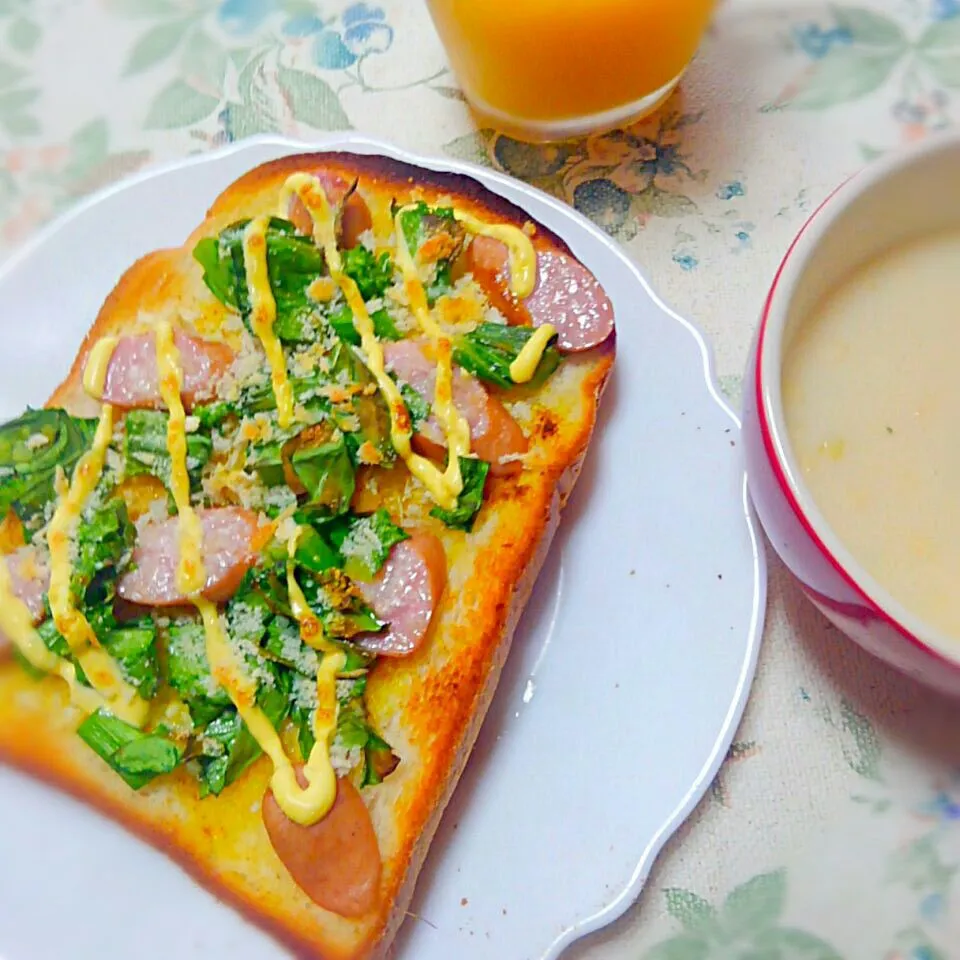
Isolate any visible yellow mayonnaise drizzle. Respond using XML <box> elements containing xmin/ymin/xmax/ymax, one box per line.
<box><xmin>452</xmin><ymin>209</ymin><xmax>538</xmax><ymax>300</ymax></box>
<box><xmin>196</xmin><ymin>593</ymin><xmax>339</xmax><ymax>826</ymax></box>
<box><xmin>280</xmin><ymin>174</ymin><xmax>463</xmax><ymax>510</ymax></box>
<box><xmin>392</xmin><ymin>202</ymin><xmax>473</xmax><ymax>500</ymax></box>
<box><xmin>449</xmin><ymin>206</ymin><xmax>551</xmax><ymax>383</ymax></box>
<box><xmin>242</xmin><ymin>217</ymin><xmax>295</xmax><ymax>430</ymax></box>
<box><xmin>46</xmin><ymin>402</ymin><xmax>150</xmax><ymax>727</ymax></box>
<box><xmin>282</xmin><ymin>532</ymin><xmax>345</xmax><ymax>820</ymax></box>
<box><xmin>510</xmin><ymin>323</ymin><xmax>557</xmax><ymax>384</ymax></box>
<box><xmin>155</xmin><ymin>321</ymin><xmax>206</xmax><ymax>594</ymax></box>
<box><xmin>0</xmin><ymin>553</ymin><xmax>106</xmax><ymax>715</ymax></box>
<box><xmin>81</xmin><ymin>335</ymin><xmax>118</xmax><ymax>399</ymax></box>
<box><xmin>157</xmin><ymin>321</ymin><xmax>337</xmax><ymax>826</ymax></box>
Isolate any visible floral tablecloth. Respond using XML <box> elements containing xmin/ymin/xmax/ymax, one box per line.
<box><xmin>4</xmin><ymin>1</ymin><xmax>960</xmax><ymax>957</ymax></box>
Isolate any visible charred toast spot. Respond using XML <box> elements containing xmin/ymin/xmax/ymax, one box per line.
<box><xmin>533</xmin><ymin>410</ymin><xmax>560</xmax><ymax>441</ymax></box>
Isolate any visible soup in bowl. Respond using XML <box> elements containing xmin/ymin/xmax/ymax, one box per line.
<box><xmin>743</xmin><ymin>132</ymin><xmax>960</xmax><ymax>695</ymax></box>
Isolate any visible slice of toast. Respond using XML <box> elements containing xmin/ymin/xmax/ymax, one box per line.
<box><xmin>0</xmin><ymin>152</ymin><xmax>615</xmax><ymax>959</ymax></box>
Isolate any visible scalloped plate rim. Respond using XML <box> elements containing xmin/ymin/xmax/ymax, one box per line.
<box><xmin>0</xmin><ymin>133</ymin><xmax>767</xmax><ymax>960</ymax></box>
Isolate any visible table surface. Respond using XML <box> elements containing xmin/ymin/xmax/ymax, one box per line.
<box><xmin>4</xmin><ymin>1</ymin><xmax>960</xmax><ymax>957</ymax></box>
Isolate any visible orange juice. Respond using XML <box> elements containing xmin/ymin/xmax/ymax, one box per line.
<box><xmin>426</xmin><ymin>0</ymin><xmax>716</xmax><ymax>140</ymax></box>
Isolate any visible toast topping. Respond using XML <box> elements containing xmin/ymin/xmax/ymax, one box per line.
<box><xmin>81</xmin><ymin>335</ymin><xmax>119</xmax><ymax>398</ymax></box>
<box><xmin>0</xmin><ymin>550</ymin><xmax>107</xmax><ymax>713</ymax></box>
<box><xmin>262</xmin><ymin>771</ymin><xmax>382</xmax><ymax>916</ymax></box>
<box><xmin>0</xmin><ymin>161</ymin><xmax>615</xmax><ymax>903</ymax></box>
<box><xmin>468</xmin><ymin>237</ymin><xmax>616</xmax><ymax>353</ymax></box>
<box><xmin>510</xmin><ymin>323</ymin><xmax>558</xmax><ymax>384</ymax></box>
<box><xmin>382</xmin><ymin>338</ymin><xmax>528</xmax><ymax>478</ymax></box>
<box><xmin>46</xmin><ymin>402</ymin><xmax>150</xmax><ymax>726</ymax></box>
<box><xmin>393</xmin><ymin>203</ymin><xmax>472</xmax><ymax>508</ymax></box>
<box><xmin>355</xmin><ymin>531</ymin><xmax>446</xmax><ymax>657</ymax></box>
<box><xmin>242</xmin><ymin>217</ymin><xmax>295</xmax><ymax>429</ymax></box>
<box><xmin>451</xmin><ymin>209</ymin><xmax>538</xmax><ymax>299</ymax></box>
<box><xmin>155</xmin><ymin>320</ymin><xmax>205</xmax><ymax>594</ymax></box>
<box><xmin>159</xmin><ymin>322</ymin><xmax>341</xmax><ymax>825</ymax></box>
<box><xmin>85</xmin><ymin>328</ymin><xmax>234</xmax><ymax>409</ymax></box>
<box><xmin>279</xmin><ymin>173</ymin><xmax>465</xmax><ymax>511</ymax></box>
<box><xmin>117</xmin><ymin>507</ymin><xmax>260</xmax><ymax>606</ymax></box>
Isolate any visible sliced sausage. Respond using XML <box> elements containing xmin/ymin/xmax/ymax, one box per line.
<box><xmin>263</xmin><ymin>771</ymin><xmax>381</xmax><ymax>917</ymax></box>
<box><xmin>466</xmin><ymin>234</ymin><xmax>534</xmax><ymax>328</ymax></box>
<box><xmin>99</xmin><ymin>329</ymin><xmax>233</xmax><ymax>410</ymax></box>
<box><xmin>383</xmin><ymin>339</ymin><xmax>527</xmax><ymax>476</ymax></box>
<box><xmin>466</xmin><ymin>236</ymin><xmax>615</xmax><ymax>353</ymax></box>
<box><xmin>287</xmin><ymin>171</ymin><xmax>372</xmax><ymax>250</ymax></box>
<box><xmin>4</xmin><ymin>546</ymin><xmax>48</xmax><ymax>623</ymax></box>
<box><xmin>0</xmin><ymin>546</ymin><xmax>48</xmax><ymax>658</ymax></box>
<box><xmin>117</xmin><ymin>507</ymin><xmax>262</xmax><ymax>607</ymax></box>
<box><xmin>356</xmin><ymin>532</ymin><xmax>446</xmax><ymax>658</ymax></box>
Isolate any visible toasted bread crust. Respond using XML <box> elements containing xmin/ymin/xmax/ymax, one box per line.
<box><xmin>0</xmin><ymin>152</ymin><xmax>615</xmax><ymax>959</ymax></box>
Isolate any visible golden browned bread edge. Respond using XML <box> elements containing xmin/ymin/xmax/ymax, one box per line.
<box><xmin>373</xmin><ymin>356</ymin><xmax>611</xmax><ymax>958</ymax></box>
<box><xmin>0</xmin><ymin>151</ymin><xmax>616</xmax><ymax>959</ymax></box>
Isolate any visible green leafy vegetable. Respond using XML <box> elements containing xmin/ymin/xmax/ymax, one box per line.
<box><xmin>328</xmin><ymin>303</ymin><xmax>401</xmax><ymax>346</ymax></box>
<box><xmin>192</xmin><ymin>400</ymin><xmax>235</xmax><ymax>432</ymax></box>
<box><xmin>430</xmin><ymin>457</ymin><xmax>490</xmax><ymax>532</ymax></box>
<box><xmin>399</xmin><ymin>382</ymin><xmax>430</xmax><ymax>430</ymax></box>
<box><xmin>71</xmin><ymin>495</ymin><xmax>136</xmax><ymax>607</ymax></box>
<box><xmin>37</xmin><ymin>606</ymin><xmax>160</xmax><ymax>699</ymax></box>
<box><xmin>124</xmin><ymin>410</ymin><xmax>212</xmax><ymax>491</ymax></box>
<box><xmin>452</xmin><ymin>322</ymin><xmax>561</xmax><ymax>389</ymax></box>
<box><xmin>192</xmin><ymin>236</ymin><xmax>233</xmax><ymax>306</ymax></box>
<box><xmin>101</xmin><ymin>621</ymin><xmax>160</xmax><ymax>699</ymax></box>
<box><xmin>240</xmin><ymin>340</ymin><xmax>393</xmax><ymax>468</ymax></box>
<box><xmin>363</xmin><ymin>730</ymin><xmax>401</xmax><ymax>787</ymax></box>
<box><xmin>293</xmin><ymin>507</ymin><xmax>407</xmax><ymax>581</ymax></box>
<box><xmin>37</xmin><ymin>618</ymin><xmax>75</xmax><ymax>664</ymax></box>
<box><xmin>335</xmin><ymin>701</ymin><xmax>400</xmax><ymax>787</ymax></box>
<box><xmin>370</xmin><ymin>307</ymin><xmax>403</xmax><ymax>342</ymax></box>
<box><xmin>293</xmin><ymin>525</ymin><xmax>341</xmax><ymax>575</ymax></box>
<box><xmin>0</xmin><ymin>408</ymin><xmax>96</xmax><ymax>519</ymax></box>
<box><xmin>426</xmin><ymin>259</ymin><xmax>454</xmax><ymax>305</ymax></box>
<box><xmin>248</xmin><ymin>421</ymin><xmax>356</xmax><ymax>516</ymax></box>
<box><xmin>166</xmin><ymin>621</ymin><xmax>232</xmax><ymax>726</ymax></box>
<box><xmin>396</xmin><ymin>201</ymin><xmax>458</xmax><ymax>257</ymax></box>
<box><xmin>291</xmin><ymin>704</ymin><xmax>316</xmax><ymax>762</ymax></box>
<box><xmin>329</xmin><ymin>343</ymin><xmax>395</xmax><ymax>466</ymax></box>
<box><xmin>295</xmin><ymin>567</ymin><xmax>383</xmax><ymax>639</ymax></box>
<box><xmin>289</xmin><ymin>430</ymin><xmax>356</xmax><ymax>515</ymax></box>
<box><xmin>396</xmin><ymin>201</ymin><xmax>463</xmax><ymax>305</ymax></box>
<box><xmin>193</xmin><ymin>218</ymin><xmax>326</xmax><ymax>343</ymax></box>
<box><xmin>196</xmin><ymin>667</ymin><xmax>290</xmax><ymax>798</ymax></box>
<box><xmin>262</xmin><ymin>614</ymin><xmax>317</xmax><ymax>672</ymax></box>
<box><xmin>195</xmin><ymin>709</ymin><xmax>256</xmax><ymax>797</ymax></box>
<box><xmin>321</xmin><ymin>508</ymin><xmax>408</xmax><ymax>582</ymax></box>
<box><xmin>242</xmin><ymin>553</ymin><xmax>381</xmax><ymax>640</ymax></box>
<box><xmin>77</xmin><ymin>709</ymin><xmax>182</xmax><ymax>790</ymax></box>
<box><xmin>341</xmin><ymin>245</ymin><xmax>394</xmax><ymax>300</ymax></box>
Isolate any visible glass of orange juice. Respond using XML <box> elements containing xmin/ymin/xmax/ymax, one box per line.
<box><xmin>425</xmin><ymin>0</ymin><xmax>717</xmax><ymax>142</ymax></box>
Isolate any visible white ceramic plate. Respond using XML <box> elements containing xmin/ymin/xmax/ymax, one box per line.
<box><xmin>0</xmin><ymin>135</ymin><xmax>766</xmax><ymax>960</ymax></box>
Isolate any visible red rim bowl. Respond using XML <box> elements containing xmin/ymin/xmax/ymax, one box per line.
<box><xmin>742</xmin><ymin>131</ymin><xmax>960</xmax><ymax>696</ymax></box>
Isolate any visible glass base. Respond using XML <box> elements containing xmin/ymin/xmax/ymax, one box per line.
<box><xmin>466</xmin><ymin>70</ymin><xmax>685</xmax><ymax>143</ymax></box>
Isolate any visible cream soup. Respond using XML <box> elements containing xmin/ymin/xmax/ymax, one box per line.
<box><xmin>782</xmin><ymin>227</ymin><xmax>960</xmax><ymax>640</ymax></box>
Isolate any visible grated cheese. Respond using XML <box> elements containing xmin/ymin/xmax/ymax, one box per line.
<box><xmin>273</xmin><ymin>515</ymin><xmax>299</xmax><ymax>546</ymax></box>
<box><xmin>329</xmin><ymin>741</ymin><xmax>361</xmax><ymax>777</ymax></box>
<box><xmin>292</xmin><ymin>672</ymin><xmax>319</xmax><ymax>711</ymax></box>
<box><xmin>339</xmin><ymin>519</ymin><xmax>383</xmax><ymax>566</ymax></box>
